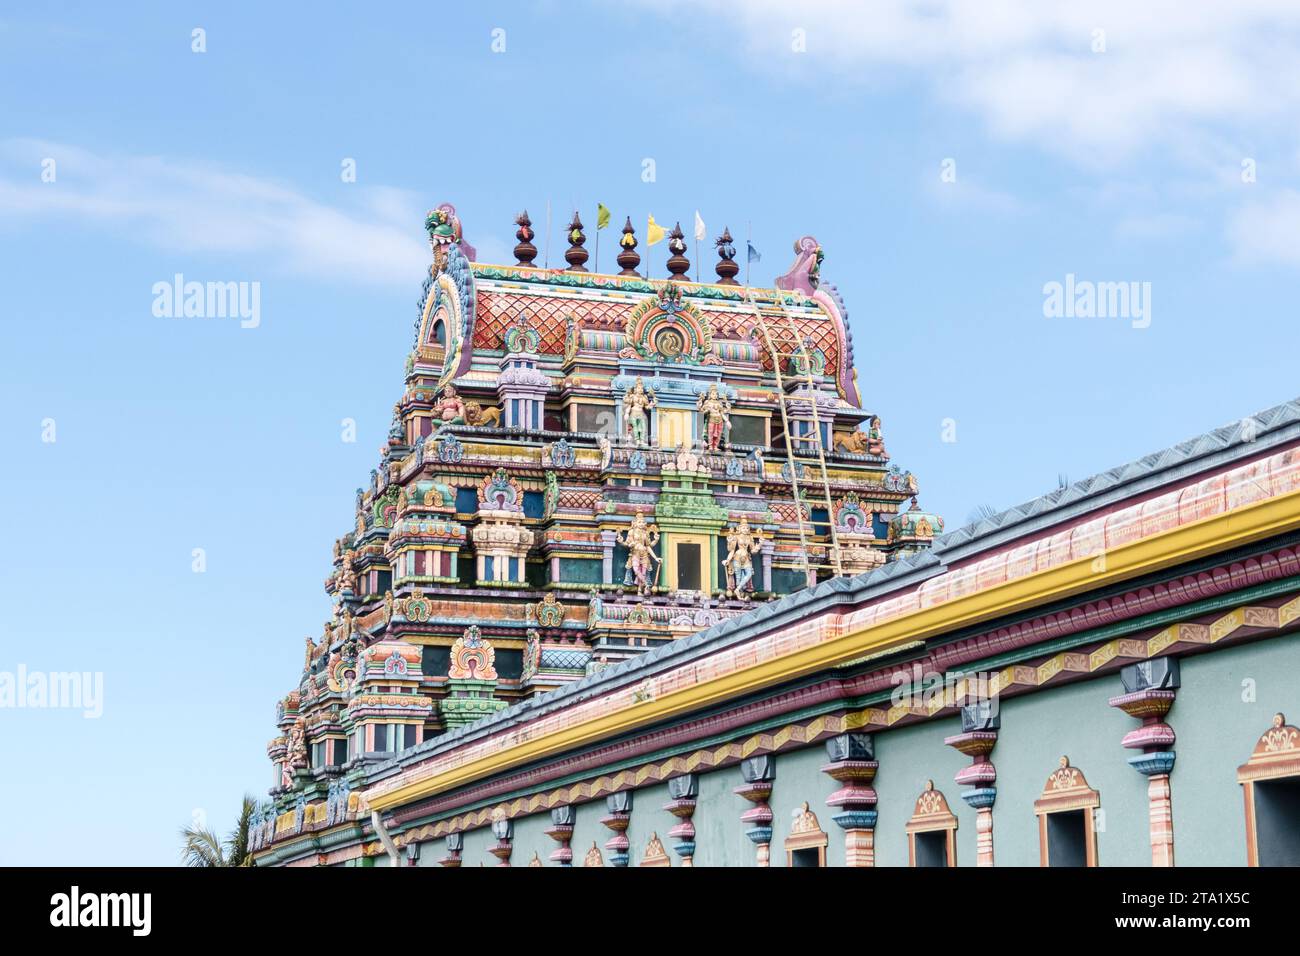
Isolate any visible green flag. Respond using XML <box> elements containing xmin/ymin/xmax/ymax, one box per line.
<box><xmin>596</xmin><ymin>203</ymin><xmax>611</xmax><ymax>230</ymax></box>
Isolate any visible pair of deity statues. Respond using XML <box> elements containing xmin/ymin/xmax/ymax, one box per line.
<box><xmin>621</xmin><ymin>378</ymin><xmax>732</xmax><ymax>451</ymax></box>
<box><xmin>616</xmin><ymin>512</ymin><xmax>761</xmax><ymax>599</ymax></box>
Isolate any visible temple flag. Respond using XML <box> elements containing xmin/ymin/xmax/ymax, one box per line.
<box><xmin>646</xmin><ymin>215</ymin><xmax>666</xmax><ymax>246</ymax></box>
<box><xmin>694</xmin><ymin>211</ymin><xmax>706</xmax><ymax>243</ymax></box>
<box><xmin>747</xmin><ymin>241</ymin><xmax>762</xmax><ymax>263</ymax></box>
<box><xmin>597</xmin><ymin>203</ymin><xmax>611</xmax><ymax>230</ymax></box>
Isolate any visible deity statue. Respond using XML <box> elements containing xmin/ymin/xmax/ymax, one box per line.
<box><xmin>722</xmin><ymin>516</ymin><xmax>763</xmax><ymax>598</ymax></box>
<box><xmin>283</xmin><ymin>718</ymin><xmax>308</xmax><ymax>789</ymax></box>
<box><xmin>388</xmin><ymin>403</ymin><xmax>405</xmax><ymax>443</ymax></box>
<box><xmin>835</xmin><ymin>416</ymin><xmax>886</xmax><ymax>456</ymax></box>
<box><xmin>433</xmin><ymin>385</ymin><xmax>467</xmax><ymax>426</ymax></box>
<box><xmin>622</xmin><ymin>377</ymin><xmax>657</xmax><ymax>446</ymax></box>
<box><xmin>696</xmin><ymin>383</ymin><xmax>732</xmax><ymax>451</ymax></box>
<box><xmin>337</xmin><ymin>550</ymin><xmax>357</xmax><ymax>592</ymax></box>
<box><xmin>617</xmin><ymin>511</ymin><xmax>661</xmax><ymax>595</ymax></box>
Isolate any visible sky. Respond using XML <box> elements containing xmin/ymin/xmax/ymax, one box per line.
<box><xmin>2</xmin><ymin>1</ymin><xmax>1299</xmax><ymax>865</ymax></box>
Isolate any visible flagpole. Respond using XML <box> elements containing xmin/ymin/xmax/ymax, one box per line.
<box><xmin>593</xmin><ymin>205</ymin><xmax>600</xmax><ymax>275</ymax></box>
<box><xmin>696</xmin><ymin>212</ymin><xmax>701</xmax><ymax>283</ymax></box>
<box><xmin>746</xmin><ymin>220</ymin><xmax>752</xmax><ymax>288</ymax></box>
<box><xmin>544</xmin><ymin>200</ymin><xmax>552</xmax><ymax>270</ymax></box>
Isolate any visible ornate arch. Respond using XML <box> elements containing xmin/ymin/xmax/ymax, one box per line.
<box><xmin>905</xmin><ymin>780</ymin><xmax>958</xmax><ymax>867</ymax></box>
<box><xmin>1034</xmin><ymin>756</ymin><xmax>1100</xmax><ymax>867</ymax></box>
<box><xmin>1237</xmin><ymin>713</ymin><xmax>1300</xmax><ymax>867</ymax></box>
<box><xmin>783</xmin><ymin>802</ymin><xmax>828</xmax><ymax>867</ymax></box>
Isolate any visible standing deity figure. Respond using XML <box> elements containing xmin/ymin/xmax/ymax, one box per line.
<box><xmin>617</xmin><ymin>511</ymin><xmax>661</xmax><ymax>595</ymax></box>
<box><xmin>432</xmin><ymin>385</ymin><xmax>467</xmax><ymax>425</ymax></box>
<box><xmin>283</xmin><ymin>719</ymin><xmax>308</xmax><ymax>789</ymax></box>
<box><xmin>722</xmin><ymin>516</ymin><xmax>763</xmax><ymax>598</ymax></box>
<box><xmin>696</xmin><ymin>383</ymin><xmax>732</xmax><ymax>451</ymax></box>
<box><xmin>622</xmin><ymin>377</ymin><xmax>657</xmax><ymax>446</ymax></box>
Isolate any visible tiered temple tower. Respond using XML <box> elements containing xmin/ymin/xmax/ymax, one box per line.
<box><xmin>263</xmin><ymin>203</ymin><xmax>938</xmax><ymax>834</ymax></box>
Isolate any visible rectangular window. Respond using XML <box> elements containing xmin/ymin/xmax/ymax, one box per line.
<box><xmin>403</xmin><ymin>725</ymin><xmax>418</xmax><ymax>751</ymax></box>
<box><xmin>729</xmin><ymin>414</ymin><xmax>766</xmax><ymax>447</ymax></box>
<box><xmin>676</xmin><ymin>542</ymin><xmax>701</xmax><ymax>591</ymax></box>
<box><xmin>574</xmin><ymin>403</ymin><xmax>615</xmax><ymax>435</ymax></box>
<box><xmin>913</xmin><ymin>831</ymin><xmax>950</xmax><ymax>867</ymax></box>
<box><xmin>1254</xmin><ymin>777</ymin><xmax>1300</xmax><ymax>866</ymax></box>
<box><xmin>1045</xmin><ymin>810</ymin><xmax>1089</xmax><ymax>867</ymax></box>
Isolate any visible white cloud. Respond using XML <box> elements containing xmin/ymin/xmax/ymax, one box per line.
<box><xmin>0</xmin><ymin>138</ymin><xmax>429</xmax><ymax>285</ymax></box>
<box><xmin>669</xmin><ymin>1</ymin><xmax>1300</xmax><ymax>165</ymax></box>
<box><xmin>1225</xmin><ymin>189</ymin><xmax>1300</xmax><ymax>266</ymax></box>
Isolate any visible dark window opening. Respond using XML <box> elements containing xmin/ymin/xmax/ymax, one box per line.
<box><xmin>676</xmin><ymin>542</ymin><xmax>701</xmax><ymax>591</ymax></box>
<box><xmin>1256</xmin><ymin>777</ymin><xmax>1300</xmax><ymax>866</ymax></box>
<box><xmin>421</xmin><ymin>645</ymin><xmax>450</xmax><ymax>676</ymax></box>
<box><xmin>790</xmin><ymin>848</ymin><xmax>822</xmax><ymax>868</ymax></box>
<box><xmin>913</xmin><ymin>830</ymin><xmax>949</xmax><ymax>868</ymax></box>
<box><xmin>1045</xmin><ymin>810</ymin><xmax>1089</xmax><ymax>867</ymax></box>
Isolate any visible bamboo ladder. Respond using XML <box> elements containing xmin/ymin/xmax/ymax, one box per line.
<box><xmin>743</xmin><ymin>287</ymin><xmax>845</xmax><ymax>586</ymax></box>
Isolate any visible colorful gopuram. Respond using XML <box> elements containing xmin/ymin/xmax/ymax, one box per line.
<box><xmin>253</xmin><ymin>203</ymin><xmax>933</xmax><ymax>861</ymax></box>
<box><xmin>253</xmin><ymin>204</ymin><xmax>1300</xmax><ymax>869</ymax></box>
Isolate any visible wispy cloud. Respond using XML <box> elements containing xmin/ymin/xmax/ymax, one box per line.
<box><xmin>659</xmin><ymin>1</ymin><xmax>1300</xmax><ymax>167</ymax></box>
<box><xmin>1225</xmin><ymin>188</ymin><xmax>1300</xmax><ymax>266</ymax></box>
<box><xmin>0</xmin><ymin>138</ymin><xmax>429</xmax><ymax>285</ymax></box>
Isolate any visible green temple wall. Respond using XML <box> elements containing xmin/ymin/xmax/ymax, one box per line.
<box><xmin>511</xmin><ymin>809</ymin><xmax>551</xmax><ymax>867</ymax></box>
<box><xmin>691</xmin><ymin>766</ymin><xmax>755</xmax><ymax>866</ymax></box>
<box><xmin>622</xmin><ymin>780</ymin><xmax>672</xmax><ymax>865</ymax></box>
<box><xmin>766</xmin><ymin>743</ymin><xmax>844</xmax><ymax>867</ymax></box>
<box><xmin>394</xmin><ymin>632</ymin><xmax>1298</xmax><ymax>867</ymax></box>
<box><xmin>872</xmin><ymin>717</ymin><xmax>977</xmax><ymax>867</ymax></box>
<box><xmin>991</xmin><ymin>673</ymin><xmax>1148</xmax><ymax>866</ymax></box>
<box><xmin>569</xmin><ymin>796</ymin><xmax>607</xmax><ymax>866</ymax></box>
<box><xmin>1169</xmin><ymin>631</ymin><xmax>1300</xmax><ymax>867</ymax></box>
<box><xmin>460</xmin><ymin>821</ymin><xmax>494</xmax><ymax>867</ymax></box>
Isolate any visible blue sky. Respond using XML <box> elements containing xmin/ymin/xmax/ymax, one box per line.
<box><xmin>3</xmin><ymin>2</ymin><xmax>1299</xmax><ymax>864</ymax></box>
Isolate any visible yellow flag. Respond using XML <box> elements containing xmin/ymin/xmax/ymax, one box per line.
<box><xmin>646</xmin><ymin>214</ymin><xmax>665</xmax><ymax>246</ymax></box>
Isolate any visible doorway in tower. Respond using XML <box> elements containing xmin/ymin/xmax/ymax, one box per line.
<box><xmin>665</xmin><ymin>533</ymin><xmax>712</xmax><ymax>594</ymax></box>
<box><xmin>657</xmin><ymin>408</ymin><xmax>692</xmax><ymax>449</ymax></box>
<box><xmin>676</xmin><ymin>542</ymin><xmax>701</xmax><ymax>592</ymax></box>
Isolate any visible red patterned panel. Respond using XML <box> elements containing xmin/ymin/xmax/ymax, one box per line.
<box><xmin>474</xmin><ymin>292</ymin><xmax>631</xmax><ymax>354</ymax></box>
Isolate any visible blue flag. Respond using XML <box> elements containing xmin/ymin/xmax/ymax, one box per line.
<box><xmin>747</xmin><ymin>241</ymin><xmax>762</xmax><ymax>263</ymax></box>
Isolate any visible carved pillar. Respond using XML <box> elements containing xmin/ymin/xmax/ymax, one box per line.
<box><xmin>734</xmin><ymin>754</ymin><xmax>775</xmax><ymax>867</ymax></box>
<box><xmin>545</xmin><ymin>806</ymin><xmax>575</xmax><ymax>867</ymax></box>
<box><xmin>489</xmin><ymin>809</ymin><xmax>513</xmax><ymax>867</ymax></box>
<box><xmin>440</xmin><ymin>832</ymin><xmax>463</xmax><ymax>867</ymax></box>
<box><xmin>1109</xmin><ymin>658</ymin><xmax>1179</xmax><ymax>868</ymax></box>
<box><xmin>602</xmin><ymin>791</ymin><xmax>632</xmax><ymax>867</ymax></box>
<box><xmin>600</xmin><ymin>529</ymin><xmax>617</xmax><ymax>585</ymax></box>
<box><xmin>821</xmin><ymin>732</ymin><xmax>878</xmax><ymax>867</ymax></box>
<box><xmin>664</xmin><ymin>774</ymin><xmax>698</xmax><ymax>866</ymax></box>
<box><xmin>760</xmin><ymin>542</ymin><xmax>774</xmax><ymax>593</ymax></box>
<box><xmin>945</xmin><ymin>700</ymin><xmax>1000</xmax><ymax>867</ymax></box>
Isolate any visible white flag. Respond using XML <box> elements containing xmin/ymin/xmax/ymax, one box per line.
<box><xmin>694</xmin><ymin>210</ymin><xmax>706</xmax><ymax>243</ymax></box>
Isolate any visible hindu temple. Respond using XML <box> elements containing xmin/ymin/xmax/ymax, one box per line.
<box><xmin>251</xmin><ymin>203</ymin><xmax>1300</xmax><ymax>869</ymax></box>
